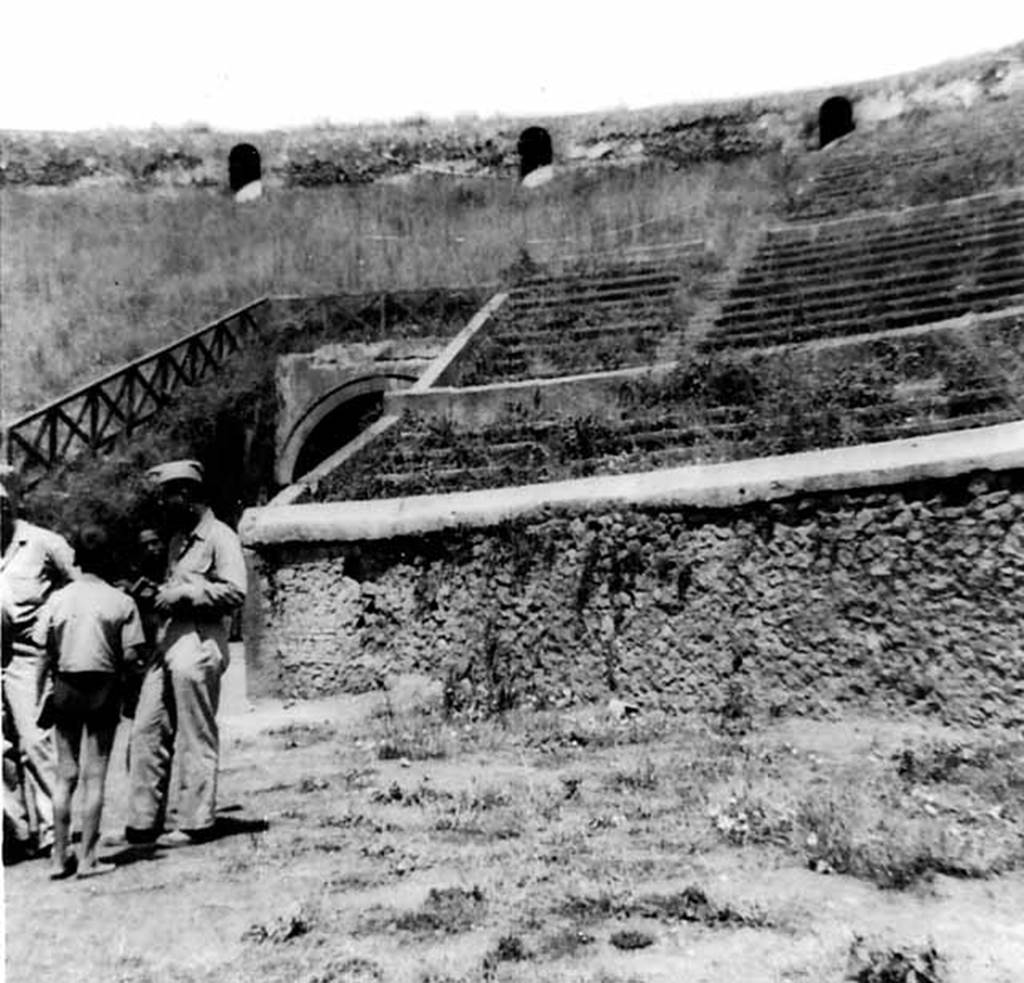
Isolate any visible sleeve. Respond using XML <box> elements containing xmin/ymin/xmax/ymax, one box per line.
<box><xmin>120</xmin><ymin>598</ymin><xmax>147</xmax><ymax>654</ymax></box>
<box><xmin>181</xmin><ymin>526</ymin><xmax>247</xmax><ymax>614</ymax></box>
<box><xmin>45</xmin><ymin>531</ymin><xmax>79</xmax><ymax>585</ymax></box>
<box><xmin>30</xmin><ymin>598</ymin><xmax>52</xmax><ymax>649</ymax></box>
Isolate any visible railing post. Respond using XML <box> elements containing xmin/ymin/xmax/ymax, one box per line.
<box><xmin>47</xmin><ymin>412</ymin><xmax>58</xmax><ymax>467</ymax></box>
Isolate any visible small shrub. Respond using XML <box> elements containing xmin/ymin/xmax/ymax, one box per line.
<box><xmin>604</xmin><ymin>757</ymin><xmax>659</xmax><ymax>792</ymax></box>
<box><xmin>361</xmin><ymin>886</ymin><xmax>487</xmax><ymax>937</ymax></box>
<box><xmin>609</xmin><ymin>929</ymin><xmax>655</xmax><ymax>950</ymax></box>
<box><xmin>846</xmin><ymin>935</ymin><xmax>946</xmax><ymax>983</ymax></box>
<box><xmin>242</xmin><ymin>903</ymin><xmax>316</xmax><ymax>944</ymax></box>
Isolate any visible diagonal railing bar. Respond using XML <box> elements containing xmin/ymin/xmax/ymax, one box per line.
<box><xmin>53</xmin><ymin>399</ymin><xmax>94</xmax><ymax>460</ymax></box>
<box><xmin>92</xmin><ymin>381</ymin><xmax>130</xmax><ymax>444</ymax></box>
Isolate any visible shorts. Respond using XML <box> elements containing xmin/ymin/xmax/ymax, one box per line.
<box><xmin>50</xmin><ymin>672</ymin><xmax>120</xmax><ymax>730</ymax></box>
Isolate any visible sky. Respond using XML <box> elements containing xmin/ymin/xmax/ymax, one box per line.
<box><xmin>3</xmin><ymin>1</ymin><xmax>1023</xmax><ymax>131</ymax></box>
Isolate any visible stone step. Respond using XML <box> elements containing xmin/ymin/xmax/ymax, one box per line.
<box><xmin>728</xmin><ymin>252</ymin><xmax>1024</xmax><ymax>304</ymax></box>
<box><xmin>486</xmin><ymin>318</ymin><xmax>669</xmax><ymax>346</ymax></box>
<box><xmin>716</xmin><ymin>273</ymin><xmax>1024</xmax><ymax>334</ymax></box>
<box><xmin>511</xmin><ymin>268</ymin><xmax>684</xmax><ymax>297</ymax></box>
<box><xmin>740</xmin><ymin>220</ymin><xmax>1024</xmax><ymax>278</ymax></box>
<box><xmin>718</xmin><ymin>267</ymin><xmax>1024</xmax><ymax>328</ymax></box>
<box><xmin>509</xmin><ymin>285</ymin><xmax>679</xmax><ymax>315</ymax></box>
<box><xmin>725</xmin><ymin>250</ymin><xmax>1024</xmax><ymax>308</ymax></box>
<box><xmin>705</xmin><ymin>289</ymin><xmax>1024</xmax><ymax>349</ymax></box>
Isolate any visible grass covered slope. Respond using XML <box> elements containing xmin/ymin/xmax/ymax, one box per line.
<box><xmin>0</xmin><ymin>158</ymin><xmax>779</xmax><ymax>417</ymax></box>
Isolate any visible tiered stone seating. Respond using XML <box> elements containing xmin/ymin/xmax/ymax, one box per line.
<box><xmin>459</xmin><ymin>242</ymin><xmax>705</xmax><ymax>384</ymax></box>
<box><xmin>306</xmin><ymin>308</ymin><xmax>1024</xmax><ymax>501</ymax></box>
<box><xmin>703</xmin><ymin>188</ymin><xmax>1024</xmax><ymax>350</ymax></box>
<box><xmin>789</xmin><ymin>94</ymin><xmax>1024</xmax><ymax>220</ymax></box>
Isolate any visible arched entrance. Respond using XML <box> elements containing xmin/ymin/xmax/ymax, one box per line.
<box><xmin>818</xmin><ymin>96</ymin><xmax>854</xmax><ymax>148</ymax></box>
<box><xmin>228</xmin><ymin>143</ymin><xmax>262</xmax><ymax>193</ymax></box>
<box><xmin>277</xmin><ymin>375</ymin><xmax>415</xmax><ymax>485</ymax></box>
<box><xmin>517</xmin><ymin>126</ymin><xmax>553</xmax><ymax>179</ymax></box>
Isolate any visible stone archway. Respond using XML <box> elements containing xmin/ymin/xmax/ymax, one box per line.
<box><xmin>517</xmin><ymin>126</ymin><xmax>553</xmax><ymax>179</ymax></box>
<box><xmin>228</xmin><ymin>143</ymin><xmax>262</xmax><ymax>194</ymax></box>
<box><xmin>277</xmin><ymin>375</ymin><xmax>415</xmax><ymax>485</ymax></box>
<box><xmin>818</xmin><ymin>96</ymin><xmax>855</xmax><ymax>148</ymax></box>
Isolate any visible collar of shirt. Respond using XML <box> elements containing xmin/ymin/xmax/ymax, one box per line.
<box><xmin>173</xmin><ymin>508</ymin><xmax>216</xmax><ymax>558</ymax></box>
<box><xmin>0</xmin><ymin>520</ymin><xmax>32</xmax><ymax>569</ymax></box>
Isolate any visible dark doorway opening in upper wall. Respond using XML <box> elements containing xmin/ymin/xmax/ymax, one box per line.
<box><xmin>517</xmin><ymin>127</ymin><xmax>553</xmax><ymax>179</ymax></box>
<box><xmin>228</xmin><ymin>143</ymin><xmax>262</xmax><ymax>193</ymax></box>
<box><xmin>819</xmin><ymin>96</ymin><xmax>855</xmax><ymax>149</ymax></box>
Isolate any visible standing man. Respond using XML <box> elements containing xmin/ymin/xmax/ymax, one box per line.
<box><xmin>124</xmin><ymin>460</ymin><xmax>246</xmax><ymax>847</ymax></box>
<box><xmin>1</xmin><ymin>480</ymin><xmax>78</xmax><ymax>857</ymax></box>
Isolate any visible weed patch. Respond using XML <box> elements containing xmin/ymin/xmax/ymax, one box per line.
<box><xmin>609</xmin><ymin>929</ymin><xmax>656</xmax><ymax>950</ymax></box>
<box><xmin>265</xmin><ymin>722</ymin><xmax>339</xmax><ymax>749</ymax></box>
<box><xmin>308</xmin><ymin>957</ymin><xmax>385</xmax><ymax>983</ymax></box>
<box><xmin>555</xmin><ymin>885</ymin><xmax>765</xmax><ymax>928</ymax></box>
<box><xmin>242</xmin><ymin>903</ymin><xmax>316</xmax><ymax>944</ymax></box>
<box><xmin>846</xmin><ymin>935</ymin><xmax>946</xmax><ymax>982</ymax></box>
<box><xmin>360</xmin><ymin>886</ymin><xmax>487</xmax><ymax>938</ymax></box>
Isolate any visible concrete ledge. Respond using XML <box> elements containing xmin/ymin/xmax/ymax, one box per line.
<box><xmin>412</xmin><ymin>291</ymin><xmax>509</xmax><ymax>390</ymax></box>
<box><xmin>385</xmin><ymin>363</ymin><xmax>678</xmax><ymax>427</ymax></box>
<box><xmin>241</xmin><ymin>419</ymin><xmax>1024</xmax><ymax>546</ymax></box>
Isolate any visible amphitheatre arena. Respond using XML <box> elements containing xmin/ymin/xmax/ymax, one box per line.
<box><xmin>4</xmin><ymin>38</ymin><xmax>1024</xmax><ymax>983</ymax></box>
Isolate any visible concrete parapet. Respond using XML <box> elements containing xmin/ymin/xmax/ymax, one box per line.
<box><xmin>242</xmin><ymin>421</ymin><xmax>1024</xmax><ymax>546</ymax></box>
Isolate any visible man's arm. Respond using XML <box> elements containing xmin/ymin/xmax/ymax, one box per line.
<box><xmin>44</xmin><ymin>530</ymin><xmax>78</xmax><ymax>585</ymax></box>
<box><xmin>158</xmin><ymin>527</ymin><xmax>247</xmax><ymax>616</ymax></box>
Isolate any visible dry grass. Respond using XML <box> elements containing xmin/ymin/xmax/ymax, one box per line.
<box><xmin>7</xmin><ymin>686</ymin><xmax>1024</xmax><ymax>983</ymax></box>
<box><xmin>1</xmin><ymin>155</ymin><xmax>782</xmax><ymax>416</ymax></box>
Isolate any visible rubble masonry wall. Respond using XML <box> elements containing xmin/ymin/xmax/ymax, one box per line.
<box><xmin>249</xmin><ymin>468</ymin><xmax>1024</xmax><ymax>726</ymax></box>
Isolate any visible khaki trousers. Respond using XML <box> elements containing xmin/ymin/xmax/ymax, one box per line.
<box><xmin>128</xmin><ymin>619</ymin><xmax>228</xmax><ymax>833</ymax></box>
<box><xmin>2</xmin><ymin>654</ymin><xmax>55</xmax><ymax>835</ymax></box>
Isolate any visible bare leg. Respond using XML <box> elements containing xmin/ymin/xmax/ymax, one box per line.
<box><xmin>51</xmin><ymin>720</ymin><xmax>81</xmax><ymax>879</ymax></box>
<box><xmin>78</xmin><ymin>718</ymin><xmax>116</xmax><ymax>872</ymax></box>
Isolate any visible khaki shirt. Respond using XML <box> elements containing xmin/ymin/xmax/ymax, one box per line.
<box><xmin>33</xmin><ymin>574</ymin><xmax>145</xmax><ymax>674</ymax></box>
<box><xmin>0</xmin><ymin>520</ymin><xmax>77</xmax><ymax>656</ymax></box>
<box><xmin>164</xmin><ymin>508</ymin><xmax>246</xmax><ymax>623</ymax></box>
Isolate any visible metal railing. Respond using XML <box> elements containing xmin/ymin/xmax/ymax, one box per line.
<box><xmin>2</xmin><ymin>287</ymin><xmax>490</xmax><ymax>472</ymax></box>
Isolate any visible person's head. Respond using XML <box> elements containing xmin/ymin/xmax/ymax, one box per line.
<box><xmin>0</xmin><ymin>482</ymin><xmax>16</xmax><ymax>550</ymax></box>
<box><xmin>73</xmin><ymin>525</ymin><xmax>112</xmax><ymax>579</ymax></box>
<box><xmin>147</xmin><ymin>460</ymin><xmax>207</xmax><ymax>532</ymax></box>
<box><xmin>137</xmin><ymin>527</ymin><xmax>165</xmax><ymax>575</ymax></box>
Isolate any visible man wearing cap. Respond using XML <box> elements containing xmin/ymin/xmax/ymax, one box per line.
<box><xmin>124</xmin><ymin>460</ymin><xmax>246</xmax><ymax>846</ymax></box>
<box><xmin>1</xmin><ymin>480</ymin><xmax>78</xmax><ymax>856</ymax></box>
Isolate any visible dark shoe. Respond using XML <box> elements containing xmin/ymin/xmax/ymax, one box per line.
<box><xmin>49</xmin><ymin>856</ymin><xmax>78</xmax><ymax>881</ymax></box>
<box><xmin>101</xmin><ymin>826</ymin><xmax>158</xmax><ymax>848</ymax></box>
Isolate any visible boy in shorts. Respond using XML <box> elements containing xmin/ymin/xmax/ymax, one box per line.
<box><xmin>34</xmin><ymin>526</ymin><xmax>145</xmax><ymax>879</ymax></box>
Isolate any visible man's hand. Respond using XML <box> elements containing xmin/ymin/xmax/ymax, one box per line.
<box><xmin>154</xmin><ymin>582</ymin><xmax>197</xmax><ymax>613</ymax></box>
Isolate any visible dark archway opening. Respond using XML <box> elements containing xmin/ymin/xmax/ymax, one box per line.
<box><xmin>517</xmin><ymin>126</ymin><xmax>553</xmax><ymax>179</ymax></box>
<box><xmin>228</xmin><ymin>143</ymin><xmax>262</xmax><ymax>193</ymax></box>
<box><xmin>818</xmin><ymin>96</ymin><xmax>854</xmax><ymax>149</ymax></box>
<box><xmin>293</xmin><ymin>390</ymin><xmax>384</xmax><ymax>480</ymax></box>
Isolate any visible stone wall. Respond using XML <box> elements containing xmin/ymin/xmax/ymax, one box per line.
<box><xmin>249</xmin><ymin>467</ymin><xmax>1024</xmax><ymax>727</ymax></box>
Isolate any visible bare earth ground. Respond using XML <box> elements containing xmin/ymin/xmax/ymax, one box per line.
<box><xmin>6</xmin><ymin>663</ymin><xmax>1024</xmax><ymax>983</ymax></box>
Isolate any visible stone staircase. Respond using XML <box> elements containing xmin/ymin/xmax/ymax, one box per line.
<box><xmin>459</xmin><ymin>241</ymin><xmax>705</xmax><ymax>384</ymax></box>
<box><xmin>304</xmin><ymin>306</ymin><xmax>1024</xmax><ymax>502</ymax></box>
<box><xmin>703</xmin><ymin>188</ymin><xmax>1024</xmax><ymax>350</ymax></box>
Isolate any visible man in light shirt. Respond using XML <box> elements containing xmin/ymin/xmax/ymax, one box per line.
<box><xmin>122</xmin><ymin>460</ymin><xmax>246</xmax><ymax>847</ymax></box>
<box><xmin>1</xmin><ymin>480</ymin><xmax>77</xmax><ymax>857</ymax></box>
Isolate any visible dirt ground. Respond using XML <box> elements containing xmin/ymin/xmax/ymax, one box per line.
<box><xmin>5</xmin><ymin>670</ymin><xmax>1024</xmax><ymax>983</ymax></box>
